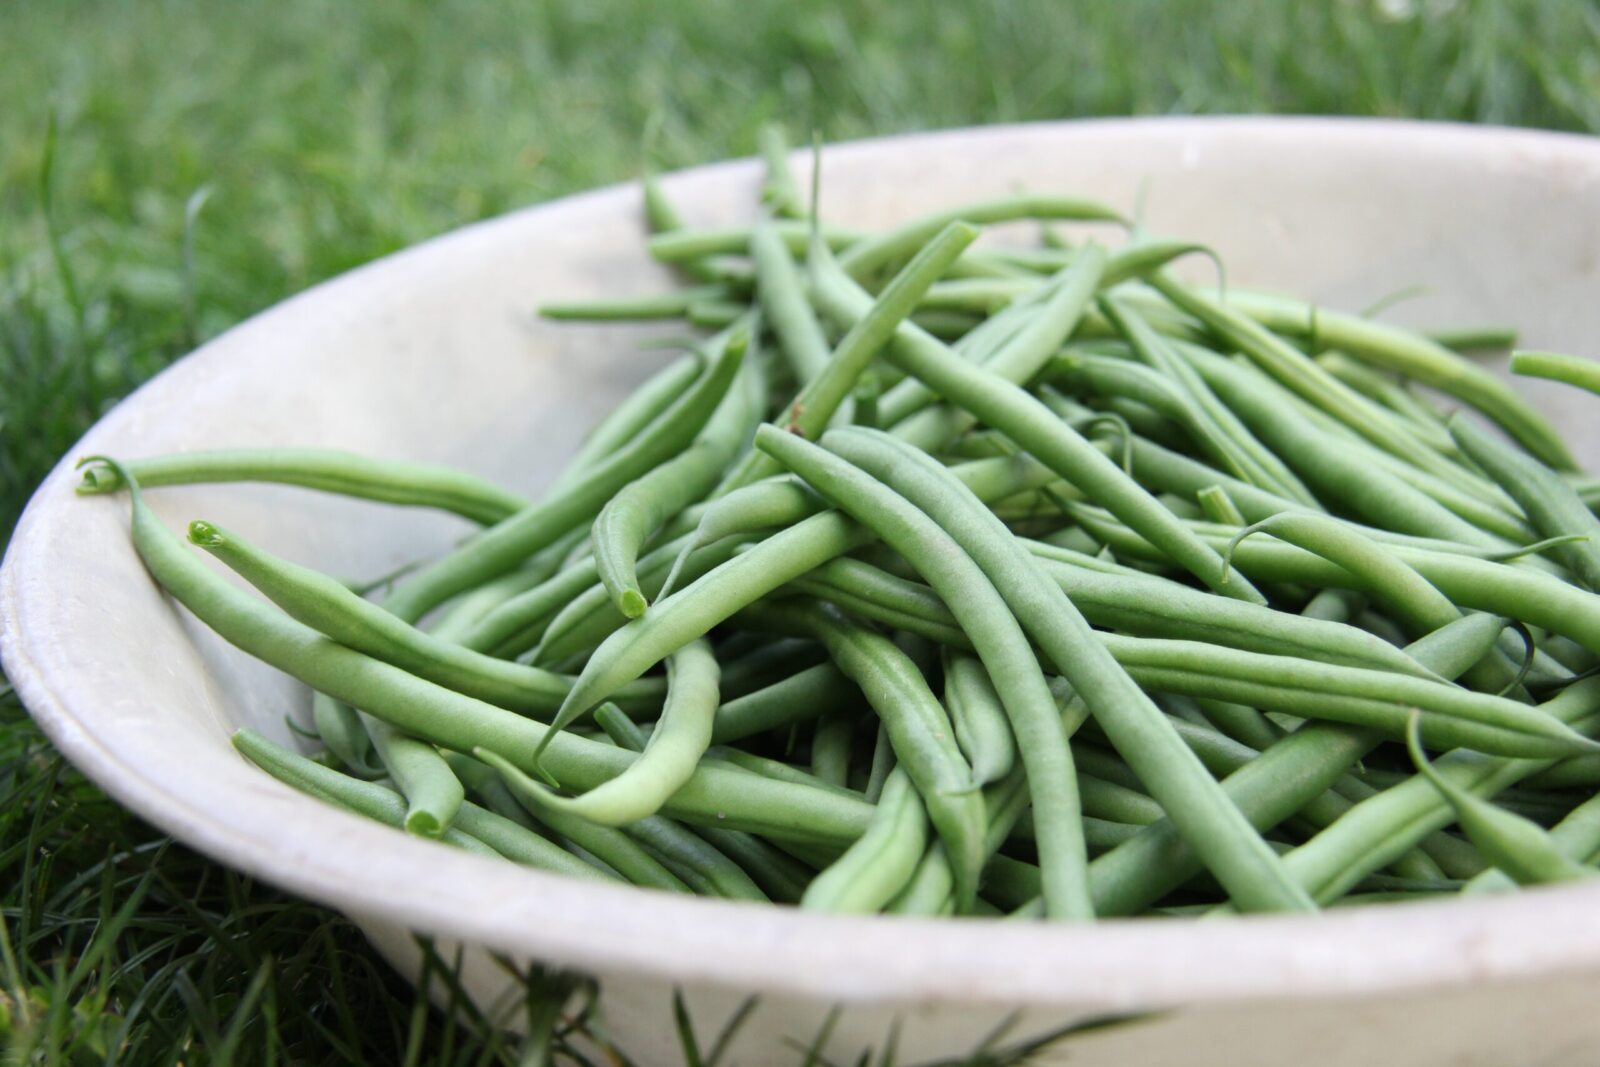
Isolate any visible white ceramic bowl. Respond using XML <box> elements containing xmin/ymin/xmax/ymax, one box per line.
<box><xmin>8</xmin><ymin>118</ymin><xmax>1600</xmax><ymax>1066</ymax></box>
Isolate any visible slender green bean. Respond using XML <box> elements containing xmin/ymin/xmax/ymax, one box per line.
<box><xmin>187</xmin><ymin>519</ymin><xmax>667</xmax><ymax>716</ymax></box>
<box><xmin>801</xmin><ymin>767</ymin><xmax>928</xmax><ymax>913</ymax></box>
<box><xmin>77</xmin><ymin>448</ymin><xmax>530</xmax><ymax>525</ymax></box>
<box><xmin>941</xmin><ymin>650</ymin><xmax>1018</xmax><ymax>787</ymax></box>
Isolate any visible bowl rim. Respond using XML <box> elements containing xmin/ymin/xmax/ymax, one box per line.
<box><xmin>9</xmin><ymin>114</ymin><xmax>1600</xmax><ymax>1010</ymax></box>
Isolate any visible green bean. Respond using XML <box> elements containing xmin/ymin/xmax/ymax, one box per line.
<box><xmin>593</xmin><ymin>346</ymin><xmax>763</xmax><ymax>618</ymax></box>
<box><xmin>810</xmin><ymin>710</ymin><xmax>855</xmax><ymax>788</ymax></box>
<box><xmin>89</xmin><ymin>457</ymin><xmax>871</xmax><ymax>845</ymax></box>
<box><xmin>864</xmin><ymin>722</ymin><xmax>895</xmax><ymax>804</ymax></box>
<box><xmin>716</xmin><ymin>221</ymin><xmax>979</xmax><ymax>494</ymax></box>
<box><xmin>1449</xmin><ymin>412</ymin><xmax>1600</xmax><ymax>592</ymax></box>
<box><xmin>597</xmin><ymin>704</ymin><xmax>816</xmax><ymax>903</ymax></box>
<box><xmin>476</xmin><ymin>750</ymin><xmax>694</xmax><ymax>893</ymax></box>
<box><xmin>752</xmin><ymin>429</ymin><xmax>1091</xmax><ymax>917</ymax></box>
<box><xmin>819</xmin><ymin>427</ymin><xmax>1307</xmax><ymax>914</ymax></box>
<box><xmin>548</xmin><ymin>352</ymin><xmax>710</xmax><ymax>495</ymax></box>
<box><xmin>76</xmin><ymin>447</ymin><xmax>530</xmax><ymax>526</ymax></box>
<box><xmin>752</xmin><ymin>221</ymin><xmax>831</xmax><ymax>383</ymax></box>
<box><xmin>1223</xmin><ymin>292</ymin><xmax>1575</xmax><ymax>470</ymax></box>
<box><xmin>1076</xmin><ymin>616</ymin><xmax>1509</xmax><ymax>915</ymax></box>
<box><xmin>810</xmin><ymin>253</ymin><xmax>1263</xmax><ymax>605</ymax></box>
<box><xmin>801</xmin><ymin>767</ymin><xmax>928</xmax><ymax>913</ymax></box>
<box><xmin>757</xmin><ymin>123</ymin><xmax>805</xmax><ymax>219</ymax></box>
<box><xmin>186</xmin><ymin>519</ymin><xmax>667</xmax><ymax>716</ymax></box>
<box><xmin>1258</xmin><ymin>679</ymin><xmax>1600</xmax><ymax>908</ymax></box>
<box><xmin>879</xmin><ymin>246</ymin><xmax>1106</xmax><ymax>430</ymax></box>
<box><xmin>1429</xmin><ymin>326</ymin><xmax>1519</xmax><ymax>352</ymax></box>
<box><xmin>382</xmin><ymin>329</ymin><xmax>746</xmax><ymax>623</ymax></box>
<box><xmin>519</xmin><ymin>638</ymin><xmax>718</xmax><ymax>818</ymax></box>
<box><xmin>540</xmin><ymin>285</ymin><xmax>733</xmax><ymax>322</ymax></box>
<box><xmin>536</xmin><ymin>532</ymin><xmax>749</xmax><ymax>666</ymax></box>
<box><xmin>1099</xmin><ymin>296</ymin><xmax>1314</xmax><ymax>504</ymax></box>
<box><xmin>233</xmin><ymin>730</ymin><xmax>607</xmax><ymax>871</ymax></box>
<box><xmin>1314</xmin><ymin>352</ymin><xmax>1451</xmax><ymax>444</ymax></box>
<box><xmin>750</xmin><ymin>599</ymin><xmax>987</xmax><ymax>910</ymax></box>
<box><xmin>716</xmin><ymin>637</ymin><xmax>829</xmax><ymax>698</ymax></box>
<box><xmin>1171</xmin><ymin>342</ymin><xmax>1503</xmax><ymax>545</ymax></box>
<box><xmin>801</xmin><ymin>547</ymin><xmax>1438</xmax><ymax>679</ymax></box>
<box><xmin>647</xmin><ymin>221</ymin><xmax>861</xmax><ymax>263</ymax></box>
<box><xmin>360</xmin><ymin>715</ymin><xmax>463</xmax><ymax>837</ymax></box>
<box><xmin>941</xmin><ymin>650</ymin><xmax>1018</xmax><ymax>787</ymax></box>
<box><xmin>1404</xmin><ymin>713</ymin><xmax>1592</xmax><ymax>886</ymax></box>
<box><xmin>311</xmin><ymin>691</ymin><xmax>381</xmax><ymax>777</ymax></box>
<box><xmin>1510</xmin><ymin>349</ymin><xmax>1600</xmax><ymax>398</ymax></box>
<box><xmin>836</xmin><ymin>194</ymin><xmax>1124</xmax><ymax>280</ymax></box>
<box><xmin>608</xmin><ymin>809</ymin><xmax>768</xmax><ymax>901</ymax></box>
<box><xmin>710</xmin><ymin>663</ymin><xmax>861</xmax><ymax>745</ymax></box>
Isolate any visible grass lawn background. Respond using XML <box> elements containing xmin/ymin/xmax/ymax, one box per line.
<box><xmin>5</xmin><ymin>0</ymin><xmax>1600</xmax><ymax>1061</ymax></box>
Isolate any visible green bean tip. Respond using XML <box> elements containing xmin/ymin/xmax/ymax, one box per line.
<box><xmin>187</xmin><ymin>520</ymin><xmax>224</xmax><ymax>547</ymax></box>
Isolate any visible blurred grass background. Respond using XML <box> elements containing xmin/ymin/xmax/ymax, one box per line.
<box><xmin>4</xmin><ymin>0</ymin><xmax>1600</xmax><ymax>1061</ymax></box>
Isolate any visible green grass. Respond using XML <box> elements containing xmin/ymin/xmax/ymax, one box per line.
<box><xmin>5</xmin><ymin>0</ymin><xmax>1600</xmax><ymax>1060</ymax></box>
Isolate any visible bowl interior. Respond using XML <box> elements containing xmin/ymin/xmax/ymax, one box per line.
<box><xmin>9</xmin><ymin>117</ymin><xmax>1600</xmax><ymax>1008</ymax></box>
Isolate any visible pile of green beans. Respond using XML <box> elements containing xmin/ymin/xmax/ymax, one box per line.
<box><xmin>84</xmin><ymin>125</ymin><xmax>1600</xmax><ymax>921</ymax></box>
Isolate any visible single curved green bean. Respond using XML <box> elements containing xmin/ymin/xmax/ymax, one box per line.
<box><xmin>382</xmin><ymin>329</ymin><xmax>746</xmax><ymax>622</ymax></box>
<box><xmin>1510</xmin><ymin>349</ymin><xmax>1600</xmax><ymax>398</ymax></box>
<box><xmin>1450</xmin><ymin>412</ymin><xmax>1600</xmax><ymax>592</ymax></box>
<box><xmin>810</xmin><ymin>251</ymin><xmax>1263</xmax><ymax>605</ymax></box>
<box><xmin>90</xmin><ymin>458</ymin><xmax>871</xmax><ymax>845</ymax></box>
<box><xmin>476</xmin><ymin>749</ymin><xmax>695</xmax><ymax>893</ymax></box>
<box><xmin>360</xmin><ymin>714</ymin><xmax>463</xmax><ymax>837</ymax></box>
<box><xmin>753</xmin><ymin>430</ymin><xmax>1091</xmax><ymax>918</ymax></box>
<box><xmin>597</xmin><ymin>704</ymin><xmax>814</xmax><ymax>902</ymax></box>
<box><xmin>1223</xmin><ymin>292</ymin><xmax>1575</xmax><ymax>470</ymax></box>
<box><xmin>514</xmin><ymin>639</ymin><xmax>718</xmax><ymax>819</ymax></box>
<box><xmin>186</xmin><ymin>519</ymin><xmax>666</xmax><ymax>716</ymax></box>
<box><xmin>941</xmin><ymin>650</ymin><xmax>1018</xmax><ymax>787</ymax></box>
<box><xmin>801</xmin><ymin>767</ymin><xmax>928</xmax><ymax>913</ymax></box>
<box><xmin>76</xmin><ymin>447</ymin><xmax>530</xmax><ymax>525</ymax></box>
<box><xmin>836</xmin><ymin>194</ymin><xmax>1124</xmax><ymax>280</ymax></box>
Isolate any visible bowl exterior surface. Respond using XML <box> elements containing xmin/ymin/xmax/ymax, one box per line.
<box><xmin>8</xmin><ymin>118</ymin><xmax>1600</xmax><ymax>1064</ymax></box>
